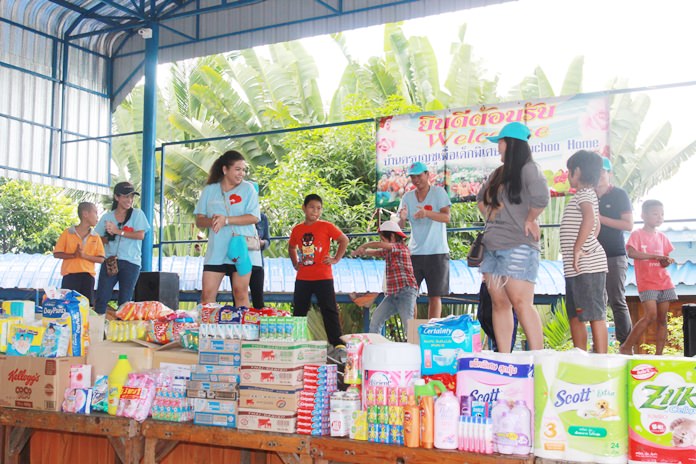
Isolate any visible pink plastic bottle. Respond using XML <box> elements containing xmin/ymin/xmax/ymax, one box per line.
<box><xmin>434</xmin><ymin>390</ymin><xmax>458</xmax><ymax>449</ymax></box>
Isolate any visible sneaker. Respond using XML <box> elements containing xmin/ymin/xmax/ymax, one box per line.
<box><xmin>327</xmin><ymin>344</ymin><xmax>347</xmax><ymax>365</ymax></box>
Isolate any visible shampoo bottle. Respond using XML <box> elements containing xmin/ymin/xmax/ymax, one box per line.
<box><xmin>403</xmin><ymin>394</ymin><xmax>421</xmax><ymax>448</ymax></box>
<box><xmin>434</xmin><ymin>390</ymin><xmax>458</xmax><ymax>449</ymax></box>
<box><xmin>419</xmin><ymin>394</ymin><xmax>435</xmax><ymax>449</ymax></box>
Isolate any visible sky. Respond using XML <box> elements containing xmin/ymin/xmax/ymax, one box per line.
<box><xmin>295</xmin><ymin>0</ymin><xmax>696</xmax><ymax>222</ymax></box>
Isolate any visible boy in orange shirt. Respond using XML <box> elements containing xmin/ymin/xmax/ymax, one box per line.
<box><xmin>53</xmin><ymin>202</ymin><xmax>105</xmax><ymax>306</ymax></box>
<box><xmin>288</xmin><ymin>194</ymin><xmax>349</xmax><ymax>349</ymax></box>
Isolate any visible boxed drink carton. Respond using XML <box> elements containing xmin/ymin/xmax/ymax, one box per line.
<box><xmin>241</xmin><ymin>341</ymin><xmax>327</xmax><ymax>365</ymax></box>
<box><xmin>239</xmin><ymin>385</ymin><xmax>303</xmax><ymax>411</ymax></box>
<box><xmin>198</xmin><ymin>337</ymin><xmax>242</xmax><ymax>366</ymax></box>
<box><xmin>237</xmin><ymin>408</ymin><xmax>297</xmax><ymax>433</ymax></box>
<box><xmin>194</xmin><ymin>411</ymin><xmax>236</xmax><ymax>428</ymax></box>
<box><xmin>0</xmin><ymin>355</ymin><xmax>83</xmax><ymax>410</ymax></box>
<box><xmin>240</xmin><ymin>363</ymin><xmax>304</xmax><ymax>387</ymax></box>
<box><xmin>192</xmin><ymin>398</ymin><xmax>238</xmax><ymax>414</ymax></box>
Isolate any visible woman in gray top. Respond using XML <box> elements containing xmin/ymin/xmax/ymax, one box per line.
<box><xmin>476</xmin><ymin>122</ymin><xmax>550</xmax><ymax>352</ymax></box>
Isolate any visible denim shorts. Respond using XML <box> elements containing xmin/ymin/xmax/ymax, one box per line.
<box><xmin>480</xmin><ymin>244</ymin><xmax>540</xmax><ymax>283</ymax></box>
<box><xmin>566</xmin><ymin>272</ymin><xmax>607</xmax><ymax>322</ymax></box>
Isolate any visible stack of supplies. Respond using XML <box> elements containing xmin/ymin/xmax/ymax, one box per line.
<box><xmin>190</xmin><ymin>336</ymin><xmax>241</xmax><ymax>428</ymax></box>
<box><xmin>365</xmin><ymin>386</ymin><xmax>407</xmax><ymax>445</ymax></box>
<box><xmin>296</xmin><ymin>364</ymin><xmax>338</xmax><ymax>436</ymax></box>
<box><xmin>237</xmin><ymin>340</ymin><xmax>327</xmax><ymax>433</ymax></box>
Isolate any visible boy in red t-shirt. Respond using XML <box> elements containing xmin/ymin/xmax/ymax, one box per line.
<box><xmin>620</xmin><ymin>200</ymin><xmax>676</xmax><ymax>355</ymax></box>
<box><xmin>288</xmin><ymin>194</ymin><xmax>349</xmax><ymax>348</ymax></box>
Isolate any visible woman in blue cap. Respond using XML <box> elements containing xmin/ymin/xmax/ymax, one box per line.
<box><xmin>476</xmin><ymin>122</ymin><xmax>550</xmax><ymax>352</ymax></box>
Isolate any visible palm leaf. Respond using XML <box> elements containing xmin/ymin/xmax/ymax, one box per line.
<box><xmin>560</xmin><ymin>56</ymin><xmax>584</xmax><ymax>96</ymax></box>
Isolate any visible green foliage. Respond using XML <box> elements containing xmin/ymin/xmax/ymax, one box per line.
<box><xmin>640</xmin><ymin>313</ymin><xmax>684</xmax><ymax>355</ymax></box>
<box><xmin>541</xmin><ymin>299</ymin><xmax>573</xmax><ymax>350</ymax></box>
<box><xmin>0</xmin><ymin>179</ymin><xmax>76</xmax><ymax>254</ymax></box>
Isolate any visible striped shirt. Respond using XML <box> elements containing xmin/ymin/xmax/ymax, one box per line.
<box><xmin>380</xmin><ymin>242</ymin><xmax>417</xmax><ymax>295</ymax></box>
<box><xmin>560</xmin><ymin>188</ymin><xmax>608</xmax><ymax>277</ymax></box>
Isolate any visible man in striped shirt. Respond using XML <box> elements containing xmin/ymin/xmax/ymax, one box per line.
<box><xmin>560</xmin><ymin>150</ymin><xmax>609</xmax><ymax>353</ymax></box>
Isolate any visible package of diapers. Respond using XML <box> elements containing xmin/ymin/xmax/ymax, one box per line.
<box><xmin>628</xmin><ymin>356</ymin><xmax>696</xmax><ymax>463</ymax></box>
<box><xmin>534</xmin><ymin>349</ymin><xmax>628</xmax><ymax>463</ymax></box>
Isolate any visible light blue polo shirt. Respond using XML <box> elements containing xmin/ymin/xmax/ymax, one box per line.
<box><xmin>194</xmin><ymin>181</ymin><xmax>261</xmax><ymax>266</ymax></box>
<box><xmin>95</xmin><ymin>208</ymin><xmax>150</xmax><ymax>266</ymax></box>
<box><xmin>399</xmin><ymin>186</ymin><xmax>451</xmax><ymax>255</ymax></box>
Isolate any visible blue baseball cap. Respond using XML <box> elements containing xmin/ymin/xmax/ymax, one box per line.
<box><xmin>486</xmin><ymin>122</ymin><xmax>531</xmax><ymax>143</ymax></box>
<box><xmin>602</xmin><ymin>157</ymin><xmax>612</xmax><ymax>171</ymax></box>
<box><xmin>407</xmin><ymin>162</ymin><xmax>428</xmax><ymax>175</ymax></box>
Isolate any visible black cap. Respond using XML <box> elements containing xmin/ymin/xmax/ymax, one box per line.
<box><xmin>114</xmin><ymin>181</ymin><xmax>140</xmax><ymax>196</ymax></box>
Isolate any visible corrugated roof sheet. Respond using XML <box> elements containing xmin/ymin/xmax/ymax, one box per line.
<box><xmin>0</xmin><ymin>253</ymin><xmax>577</xmax><ymax>297</ymax></box>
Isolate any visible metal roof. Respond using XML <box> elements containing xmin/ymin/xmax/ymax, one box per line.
<box><xmin>3</xmin><ymin>0</ymin><xmax>513</xmax><ymax>107</ymax></box>
<box><xmin>7</xmin><ymin>253</ymin><xmax>694</xmax><ymax>298</ymax></box>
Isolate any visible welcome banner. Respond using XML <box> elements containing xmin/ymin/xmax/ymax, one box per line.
<box><xmin>375</xmin><ymin>94</ymin><xmax>610</xmax><ymax>208</ymax></box>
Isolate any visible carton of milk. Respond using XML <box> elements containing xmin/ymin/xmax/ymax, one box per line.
<box><xmin>418</xmin><ymin>315</ymin><xmax>481</xmax><ymax>374</ymax></box>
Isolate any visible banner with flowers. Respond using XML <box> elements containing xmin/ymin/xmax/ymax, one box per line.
<box><xmin>375</xmin><ymin>94</ymin><xmax>610</xmax><ymax>208</ymax></box>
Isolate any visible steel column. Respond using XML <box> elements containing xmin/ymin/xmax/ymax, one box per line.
<box><xmin>140</xmin><ymin>23</ymin><xmax>159</xmax><ymax>272</ymax></box>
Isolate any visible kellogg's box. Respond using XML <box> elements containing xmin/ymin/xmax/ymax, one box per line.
<box><xmin>628</xmin><ymin>356</ymin><xmax>696</xmax><ymax>464</ymax></box>
<box><xmin>0</xmin><ymin>355</ymin><xmax>83</xmax><ymax>411</ymax></box>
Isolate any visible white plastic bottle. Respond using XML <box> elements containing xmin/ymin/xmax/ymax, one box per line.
<box><xmin>491</xmin><ymin>399</ymin><xmax>515</xmax><ymax>454</ymax></box>
<box><xmin>434</xmin><ymin>390</ymin><xmax>459</xmax><ymax>449</ymax></box>
<box><xmin>511</xmin><ymin>400</ymin><xmax>532</xmax><ymax>454</ymax></box>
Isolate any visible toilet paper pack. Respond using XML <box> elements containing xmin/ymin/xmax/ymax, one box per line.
<box><xmin>534</xmin><ymin>349</ymin><xmax>628</xmax><ymax>463</ymax></box>
<box><xmin>628</xmin><ymin>356</ymin><xmax>696</xmax><ymax>464</ymax></box>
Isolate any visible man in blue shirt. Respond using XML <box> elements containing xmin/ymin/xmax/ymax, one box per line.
<box><xmin>398</xmin><ymin>162</ymin><xmax>451</xmax><ymax>318</ymax></box>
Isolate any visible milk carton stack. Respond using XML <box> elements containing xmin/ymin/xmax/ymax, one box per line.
<box><xmin>297</xmin><ymin>364</ymin><xmax>338</xmax><ymax>435</ymax></box>
<box><xmin>189</xmin><ymin>336</ymin><xmax>241</xmax><ymax>428</ymax></box>
<box><xmin>237</xmin><ymin>340</ymin><xmax>327</xmax><ymax>433</ymax></box>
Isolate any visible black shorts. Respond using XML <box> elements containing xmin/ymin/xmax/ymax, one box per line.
<box><xmin>203</xmin><ymin>264</ymin><xmax>240</xmax><ymax>276</ymax></box>
<box><xmin>411</xmin><ymin>253</ymin><xmax>450</xmax><ymax>297</ymax></box>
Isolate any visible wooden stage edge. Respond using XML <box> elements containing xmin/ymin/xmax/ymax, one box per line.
<box><xmin>1</xmin><ymin>408</ymin><xmax>535</xmax><ymax>464</ymax></box>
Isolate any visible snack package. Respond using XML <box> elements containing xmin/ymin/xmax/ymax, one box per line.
<box><xmin>180</xmin><ymin>329</ymin><xmax>199</xmax><ymax>351</ymax></box>
<box><xmin>117</xmin><ymin>371</ymin><xmax>159</xmax><ymax>422</ymax></box>
<box><xmin>7</xmin><ymin>324</ymin><xmax>45</xmax><ymax>356</ymax></box>
<box><xmin>40</xmin><ymin>322</ymin><xmax>70</xmax><ymax>357</ymax></box>
<box><xmin>115</xmin><ymin>301</ymin><xmax>173</xmax><ymax>321</ymax></box>
<box><xmin>91</xmin><ymin>375</ymin><xmax>109</xmax><ymax>412</ymax></box>
<box><xmin>146</xmin><ymin>315</ymin><xmax>198</xmax><ymax>345</ymax></box>
<box><xmin>197</xmin><ymin>303</ymin><xmax>221</xmax><ymax>324</ymax></box>
<box><xmin>105</xmin><ymin>320</ymin><xmax>148</xmax><ymax>342</ymax></box>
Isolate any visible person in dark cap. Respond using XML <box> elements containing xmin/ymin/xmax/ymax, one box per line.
<box><xmin>595</xmin><ymin>157</ymin><xmax>634</xmax><ymax>346</ymax></box>
<box><xmin>94</xmin><ymin>181</ymin><xmax>150</xmax><ymax>314</ymax></box>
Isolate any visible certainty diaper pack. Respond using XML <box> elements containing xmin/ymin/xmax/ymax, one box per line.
<box><xmin>628</xmin><ymin>356</ymin><xmax>696</xmax><ymax>464</ymax></box>
<box><xmin>534</xmin><ymin>350</ymin><xmax>628</xmax><ymax>463</ymax></box>
<box><xmin>418</xmin><ymin>315</ymin><xmax>481</xmax><ymax>375</ymax></box>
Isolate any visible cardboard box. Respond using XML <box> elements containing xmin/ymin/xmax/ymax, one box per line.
<box><xmin>0</xmin><ymin>355</ymin><xmax>84</xmax><ymax>410</ymax></box>
<box><xmin>237</xmin><ymin>408</ymin><xmax>297</xmax><ymax>433</ymax></box>
<box><xmin>239</xmin><ymin>385</ymin><xmax>303</xmax><ymax>411</ymax></box>
<box><xmin>190</xmin><ymin>364</ymin><xmax>240</xmax><ymax>383</ymax></box>
<box><xmin>86</xmin><ymin>341</ymin><xmax>153</xmax><ymax>378</ymax></box>
<box><xmin>407</xmin><ymin>319</ymin><xmax>429</xmax><ymax>345</ymax></box>
<box><xmin>186</xmin><ymin>381</ymin><xmax>239</xmax><ymax>401</ymax></box>
<box><xmin>198</xmin><ymin>338</ymin><xmax>242</xmax><ymax>366</ymax></box>
<box><xmin>240</xmin><ymin>364</ymin><xmax>304</xmax><ymax>387</ymax></box>
<box><xmin>194</xmin><ymin>411</ymin><xmax>236</xmax><ymax>428</ymax></box>
<box><xmin>152</xmin><ymin>344</ymin><xmax>198</xmax><ymax>370</ymax></box>
<box><xmin>192</xmin><ymin>398</ymin><xmax>238</xmax><ymax>414</ymax></box>
<box><xmin>241</xmin><ymin>341</ymin><xmax>327</xmax><ymax>365</ymax></box>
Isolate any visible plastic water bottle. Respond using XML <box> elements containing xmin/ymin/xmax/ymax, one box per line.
<box><xmin>107</xmin><ymin>354</ymin><xmax>132</xmax><ymax>415</ymax></box>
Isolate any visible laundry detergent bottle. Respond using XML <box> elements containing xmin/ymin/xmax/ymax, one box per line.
<box><xmin>107</xmin><ymin>354</ymin><xmax>132</xmax><ymax>415</ymax></box>
<box><xmin>434</xmin><ymin>390</ymin><xmax>459</xmax><ymax>449</ymax></box>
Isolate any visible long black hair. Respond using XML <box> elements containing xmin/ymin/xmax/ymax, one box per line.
<box><xmin>207</xmin><ymin>150</ymin><xmax>245</xmax><ymax>185</ymax></box>
<box><xmin>483</xmin><ymin>137</ymin><xmax>532</xmax><ymax>208</ymax></box>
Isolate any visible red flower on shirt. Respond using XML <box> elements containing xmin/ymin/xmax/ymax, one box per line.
<box><xmin>229</xmin><ymin>194</ymin><xmax>242</xmax><ymax>204</ymax></box>
<box><xmin>424</xmin><ymin>205</ymin><xmax>433</xmax><ymax>211</ymax></box>
<box><xmin>123</xmin><ymin>226</ymin><xmax>134</xmax><ymax>232</ymax></box>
